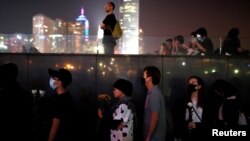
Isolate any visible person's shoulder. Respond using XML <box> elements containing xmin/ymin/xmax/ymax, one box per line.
<box><xmin>150</xmin><ymin>87</ymin><xmax>163</xmax><ymax>98</ymax></box>
<box><xmin>108</xmin><ymin>13</ymin><xmax>116</xmax><ymax>19</ymax></box>
<box><xmin>60</xmin><ymin>91</ymin><xmax>73</xmax><ymax>100</ymax></box>
<box><xmin>119</xmin><ymin>103</ymin><xmax>129</xmax><ymax>108</ymax></box>
<box><xmin>204</xmin><ymin>38</ymin><xmax>213</xmax><ymax>43</ymax></box>
<box><xmin>153</xmin><ymin>86</ymin><xmax>162</xmax><ymax>94</ymax></box>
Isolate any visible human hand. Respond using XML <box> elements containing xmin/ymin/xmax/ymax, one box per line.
<box><xmin>98</xmin><ymin>108</ymin><xmax>103</xmax><ymax>119</ymax></box>
<box><xmin>144</xmin><ymin>136</ymin><xmax>150</xmax><ymax>141</ymax></box>
<box><xmin>188</xmin><ymin>122</ymin><xmax>196</xmax><ymax>129</ymax></box>
<box><xmin>117</xmin><ymin>122</ymin><xmax>125</xmax><ymax>130</ymax></box>
<box><xmin>100</xmin><ymin>23</ymin><xmax>106</xmax><ymax>29</ymax></box>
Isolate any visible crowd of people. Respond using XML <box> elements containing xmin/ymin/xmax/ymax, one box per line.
<box><xmin>1</xmin><ymin>62</ymin><xmax>249</xmax><ymax>141</ymax></box>
<box><xmin>158</xmin><ymin>27</ymin><xmax>249</xmax><ymax>56</ymax></box>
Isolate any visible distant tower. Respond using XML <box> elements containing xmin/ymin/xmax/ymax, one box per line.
<box><xmin>76</xmin><ymin>7</ymin><xmax>89</xmax><ymax>41</ymax></box>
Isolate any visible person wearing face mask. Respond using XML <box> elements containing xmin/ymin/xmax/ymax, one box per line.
<box><xmin>184</xmin><ymin>76</ymin><xmax>205</xmax><ymax>141</ymax></box>
<box><xmin>142</xmin><ymin>66</ymin><xmax>166</xmax><ymax>141</ymax></box>
<box><xmin>47</xmin><ymin>68</ymin><xmax>73</xmax><ymax>141</ymax></box>
<box><xmin>192</xmin><ymin>28</ymin><xmax>214</xmax><ymax>56</ymax></box>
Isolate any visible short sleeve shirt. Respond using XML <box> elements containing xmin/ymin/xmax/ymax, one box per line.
<box><xmin>144</xmin><ymin>86</ymin><xmax>166</xmax><ymax>141</ymax></box>
<box><xmin>102</xmin><ymin>14</ymin><xmax>117</xmax><ymax>45</ymax></box>
<box><xmin>51</xmin><ymin>91</ymin><xmax>73</xmax><ymax>141</ymax></box>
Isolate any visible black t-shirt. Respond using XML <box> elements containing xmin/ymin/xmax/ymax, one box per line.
<box><xmin>222</xmin><ymin>37</ymin><xmax>241</xmax><ymax>55</ymax></box>
<box><xmin>51</xmin><ymin>91</ymin><xmax>73</xmax><ymax>141</ymax></box>
<box><xmin>199</xmin><ymin>38</ymin><xmax>214</xmax><ymax>55</ymax></box>
<box><xmin>102</xmin><ymin>13</ymin><xmax>117</xmax><ymax>45</ymax></box>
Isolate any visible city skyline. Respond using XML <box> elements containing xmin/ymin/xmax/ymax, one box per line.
<box><xmin>0</xmin><ymin>0</ymin><xmax>250</xmax><ymax>38</ymax></box>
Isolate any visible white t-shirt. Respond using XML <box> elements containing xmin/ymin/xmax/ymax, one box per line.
<box><xmin>185</xmin><ymin>100</ymin><xmax>203</xmax><ymax>122</ymax></box>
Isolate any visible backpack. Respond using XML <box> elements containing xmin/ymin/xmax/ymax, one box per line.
<box><xmin>110</xmin><ymin>21</ymin><xmax>122</xmax><ymax>40</ymax></box>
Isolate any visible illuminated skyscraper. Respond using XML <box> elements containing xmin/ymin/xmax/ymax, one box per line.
<box><xmin>76</xmin><ymin>7</ymin><xmax>90</xmax><ymax>42</ymax></box>
<box><xmin>119</xmin><ymin>0</ymin><xmax>139</xmax><ymax>54</ymax></box>
<box><xmin>33</xmin><ymin>14</ymin><xmax>54</xmax><ymax>52</ymax></box>
<box><xmin>67</xmin><ymin>22</ymin><xmax>84</xmax><ymax>53</ymax></box>
<box><xmin>33</xmin><ymin>14</ymin><xmax>68</xmax><ymax>53</ymax></box>
<box><xmin>54</xmin><ymin>18</ymin><xmax>68</xmax><ymax>34</ymax></box>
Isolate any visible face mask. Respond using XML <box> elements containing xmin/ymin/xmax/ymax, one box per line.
<box><xmin>187</xmin><ymin>84</ymin><xmax>198</xmax><ymax>93</ymax></box>
<box><xmin>49</xmin><ymin>78</ymin><xmax>57</xmax><ymax>90</ymax></box>
<box><xmin>197</xmin><ymin>37</ymin><xmax>204</xmax><ymax>42</ymax></box>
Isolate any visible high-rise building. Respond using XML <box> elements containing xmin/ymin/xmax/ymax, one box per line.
<box><xmin>76</xmin><ymin>7</ymin><xmax>89</xmax><ymax>42</ymax></box>
<box><xmin>32</xmin><ymin>7</ymin><xmax>91</xmax><ymax>53</ymax></box>
<box><xmin>33</xmin><ymin>14</ymin><xmax>55</xmax><ymax>52</ymax></box>
<box><xmin>119</xmin><ymin>0</ymin><xmax>139</xmax><ymax>54</ymax></box>
<box><xmin>54</xmin><ymin>18</ymin><xmax>68</xmax><ymax>34</ymax></box>
<box><xmin>67</xmin><ymin>22</ymin><xmax>84</xmax><ymax>53</ymax></box>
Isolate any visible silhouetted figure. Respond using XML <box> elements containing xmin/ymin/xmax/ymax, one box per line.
<box><xmin>29</xmin><ymin>46</ymin><xmax>40</xmax><ymax>53</ymax></box>
<box><xmin>47</xmin><ymin>68</ymin><xmax>73</xmax><ymax>141</ymax></box>
<box><xmin>0</xmin><ymin>63</ymin><xmax>31</xmax><ymax>140</ymax></box>
<box><xmin>222</xmin><ymin>28</ymin><xmax>249</xmax><ymax>56</ymax></box>
<box><xmin>100</xmin><ymin>2</ymin><xmax>117</xmax><ymax>54</ymax></box>
<box><xmin>212</xmin><ymin>79</ymin><xmax>248</xmax><ymax>129</ymax></box>
<box><xmin>167</xmin><ymin>77</ymin><xmax>186</xmax><ymax>141</ymax></box>
<box><xmin>96</xmin><ymin>93</ymin><xmax>113</xmax><ymax>141</ymax></box>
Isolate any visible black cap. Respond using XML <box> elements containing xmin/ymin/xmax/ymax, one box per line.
<box><xmin>48</xmin><ymin>68</ymin><xmax>72</xmax><ymax>87</ymax></box>
<box><xmin>113</xmin><ymin>79</ymin><xmax>133</xmax><ymax>96</ymax></box>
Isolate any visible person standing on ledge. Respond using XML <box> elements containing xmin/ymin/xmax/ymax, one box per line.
<box><xmin>142</xmin><ymin>66</ymin><xmax>166</xmax><ymax>141</ymax></box>
<box><xmin>100</xmin><ymin>1</ymin><xmax>117</xmax><ymax>54</ymax></box>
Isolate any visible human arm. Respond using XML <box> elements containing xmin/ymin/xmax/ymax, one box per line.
<box><xmin>145</xmin><ymin>112</ymin><xmax>159</xmax><ymax>141</ymax></box>
<box><xmin>100</xmin><ymin>14</ymin><xmax>116</xmax><ymax>30</ymax></box>
<box><xmin>48</xmin><ymin>118</ymin><xmax>61</xmax><ymax>141</ymax></box>
<box><xmin>145</xmin><ymin>94</ymin><xmax>161</xmax><ymax>141</ymax></box>
<box><xmin>100</xmin><ymin>23</ymin><xmax>106</xmax><ymax>29</ymax></box>
<box><xmin>195</xmin><ymin>41</ymin><xmax>207</xmax><ymax>53</ymax></box>
<box><xmin>100</xmin><ymin>15</ymin><xmax>108</xmax><ymax>30</ymax></box>
<box><xmin>98</xmin><ymin>108</ymin><xmax>103</xmax><ymax>119</ymax></box>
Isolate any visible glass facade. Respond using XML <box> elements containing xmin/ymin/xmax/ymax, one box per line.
<box><xmin>119</xmin><ymin>0</ymin><xmax>139</xmax><ymax>54</ymax></box>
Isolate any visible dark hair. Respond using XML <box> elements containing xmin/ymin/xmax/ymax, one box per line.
<box><xmin>227</xmin><ymin>28</ymin><xmax>239</xmax><ymax>38</ymax></box>
<box><xmin>212</xmin><ymin>79</ymin><xmax>236</xmax><ymax>98</ymax></box>
<box><xmin>196</xmin><ymin>27</ymin><xmax>207</xmax><ymax>37</ymax></box>
<box><xmin>113</xmin><ymin>79</ymin><xmax>133</xmax><ymax>96</ymax></box>
<box><xmin>190</xmin><ymin>31</ymin><xmax>197</xmax><ymax>36</ymax></box>
<box><xmin>48</xmin><ymin>68</ymin><xmax>72</xmax><ymax>88</ymax></box>
<box><xmin>107</xmin><ymin>2</ymin><xmax>115</xmax><ymax>10</ymax></box>
<box><xmin>166</xmin><ymin>38</ymin><xmax>173</xmax><ymax>43</ymax></box>
<box><xmin>144</xmin><ymin>66</ymin><xmax>161</xmax><ymax>85</ymax></box>
<box><xmin>1</xmin><ymin>63</ymin><xmax>18</xmax><ymax>82</ymax></box>
<box><xmin>174</xmin><ymin>35</ymin><xmax>184</xmax><ymax>44</ymax></box>
<box><xmin>187</xmin><ymin>76</ymin><xmax>205</xmax><ymax>108</ymax></box>
<box><xmin>161</xmin><ymin>42</ymin><xmax>167</xmax><ymax>47</ymax></box>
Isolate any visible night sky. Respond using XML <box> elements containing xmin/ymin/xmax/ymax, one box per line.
<box><xmin>0</xmin><ymin>0</ymin><xmax>250</xmax><ymax>43</ymax></box>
